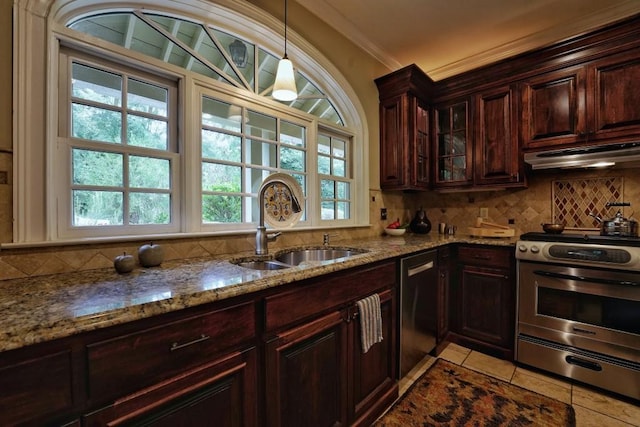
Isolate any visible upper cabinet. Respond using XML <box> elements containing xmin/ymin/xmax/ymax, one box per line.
<box><xmin>375</xmin><ymin>65</ymin><xmax>434</xmax><ymax>191</ymax></box>
<box><xmin>434</xmin><ymin>100</ymin><xmax>472</xmax><ymax>188</ymax></box>
<box><xmin>474</xmin><ymin>86</ymin><xmax>523</xmax><ymax>187</ymax></box>
<box><xmin>522</xmin><ymin>48</ymin><xmax>640</xmax><ymax>151</ymax></box>
<box><xmin>376</xmin><ymin>14</ymin><xmax>640</xmax><ymax>190</ymax></box>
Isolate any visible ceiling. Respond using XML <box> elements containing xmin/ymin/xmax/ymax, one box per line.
<box><xmin>295</xmin><ymin>0</ymin><xmax>640</xmax><ymax>81</ymax></box>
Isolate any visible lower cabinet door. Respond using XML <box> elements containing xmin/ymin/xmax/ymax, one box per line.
<box><xmin>265</xmin><ymin>310</ymin><xmax>349</xmax><ymax>427</ymax></box>
<box><xmin>459</xmin><ymin>265</ymin><xmax>513</xmax><ymax>348</ymax></box>
<box><xmin>350</xmin><ymin>289</ymin><xmax>397</xmax><ymax>426</ymax></box>
<box><xmin>83</xmin><ymin>347</ymin><xmax>258</xmax><ymax>427</ymax></box>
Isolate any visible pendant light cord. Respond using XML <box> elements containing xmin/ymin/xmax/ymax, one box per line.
<box><xmin>284</xmin><ymin>0</ymin><xmax>288</xmax><ymax>58</ymax></box>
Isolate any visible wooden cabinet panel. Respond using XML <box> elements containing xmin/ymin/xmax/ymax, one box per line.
<box><xmin>379</xmin><ymin>95</ymin><xmax>407</xmax><ymax>188</ymax></box>
<box><xmin>264</xmin><ymin>263</ymin><xmax>398</xmax><ymax>427</ymax></box>
<box><xmin>592</xmin><ymin>51</ymin><xmax>640</xmax><ymax>137</ymax></box>
<box><xmin>265</xmin><ymin>262</ymin><xmax>395</xmax><ymax>332</ymax></box>
<box><xmin>84</xmin><ymin>347</ymin><xmax>258</xmax><ymax>427</ymax></box>
<box><xmin>475</xmin><ymin>86</ymin><xmax>523</xmax><ymax>186</ymax></box>
<box><xmin>521</xmin><ymin>67</ymin><xmax>586</xmax><ymax>149</ymax></box>
<box><xmin>0</xmin><ymin>349</ymin><xmax>74</xmax><ymax>425</ymax></box>
<box><xmin>87</xmin><ymin>301</ymin><xmax>255</xmax><ymax>403</ymax></box>
<box><xmin>436</xmin><ymin>247</ymin><xmax>451</xmax><ymax>345</ymax></box>
<box><xmin>459</xmin><ymin>265</ymin><xmax>513</xmax><ymax>347</ymax></box>
<box><xmin>375</xmin><ymin>65</ymin><xmax>433</xmax><ymax>191</ymax></box>
<box><xmin>265</xmin><ymin>310</ymin><xmax>348</xmax><ymax>427</ymax></box>
<box><xmin>452</xmin><ymin>245</ymin><xmax>515</xmax><ymax>360</ymax></box>
<box><xmin>350</xmin><ymin>289</ymin><xmax>397</xmax><ymax>426</ymax></box>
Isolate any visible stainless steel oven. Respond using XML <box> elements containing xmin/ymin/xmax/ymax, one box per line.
<box><xmin>516</xmin><ymin>233</ymin><xmax>640</xmax><ymax>400</ymax></box>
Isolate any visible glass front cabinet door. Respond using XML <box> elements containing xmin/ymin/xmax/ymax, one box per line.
<box><xmin>435</xmin><ymin>101</ymin><xmax>472</xmax><ymax>187</ymax></box>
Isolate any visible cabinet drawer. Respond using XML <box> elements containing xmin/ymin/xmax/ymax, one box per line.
<box><xmin>0</xmin><ymin>350</ymin><xmax>73</xmax><ymax>425</ymax></box>
<box><xmin>457</xmin><ymin>246</ymin><xmax>512</xmax><ymax>269</ymax></box>
<box><xmin>265</xmin><ymin>262</ymin><xmax>396</xmax><ymax>332</ymax></box>
<box><xmin>87</xmin><ymin>301</ymin><xmax>255</xmax><ymax>402</ymax></box>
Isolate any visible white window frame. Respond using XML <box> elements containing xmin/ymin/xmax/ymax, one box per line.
<box><xmin>56</xmin><ymin>49</ymin><xmax>181</xmax><ymax>239</ymax></box>
<box><xmin>11</xmin><ymin>0</ymin><xmax>369</xmax><ymax>245</ymax></box>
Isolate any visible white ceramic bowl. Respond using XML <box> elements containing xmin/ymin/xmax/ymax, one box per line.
<box><xmin>384</xmin><ymin>228</ymin><xmax>406</xmax><ymax>236</ymax></box>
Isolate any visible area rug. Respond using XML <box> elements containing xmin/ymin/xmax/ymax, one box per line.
<box><xmin>376</xmin><ymin>358</ymin><xmax>576</xmax><ymax>426</ymax></box>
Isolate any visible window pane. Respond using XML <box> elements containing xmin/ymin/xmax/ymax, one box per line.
<box><xmin>245</xmin><ymin>139</ymin><xmax>276</xmax><ymax>168</ymax></box>
<box><xmin>130</xmin><ymin>193</ymin><xmax>170</xmax><ymax>224</ymax></box>
<box><xmin>130</xmin><ymin>156</ymin><xmax>170</xmax><ymax>189</ymax></box>
<box><xmin>202</xmin><ymin>131</ymin><xmax>241</xmax><ymax>162</ymax></box>
<box><xmin>321</xmin><ymin>201</ymin><xmax>335</xmax><ymax>220</ymax></box>
<box><xmin>202</xmin><ymin>195</ymin><xmax>242</xmax><ymax>223</ymax></box>
<box><xmin>318</xmin><ymin>155</ymin><xmax>330</xmax><ymax>175</ymax></box>
<box><xmin>202</xmin><ymin>98</ymin><xmax>242</xmax><ymax>132</ymax></box>
<box><xmin>281</xmin><ymin>121</ymin><xmax>305</xmax><ymax>147</ymax></box>
<box><xmin>248</xmin><ymin>168</ymin><xmax>271</xmax><ymax>193</ymax></box>
<box><xmin>128</xmin><ymin>79</ymin><xmax>168</xmax><ymax>116</ymax></box>
<box><xmin>72</xmin><ymin>63</ymin><xmax>122</xmax><ymax>106</ymax></box>
<box><xmin>72</xmin><ymin>104</ymin><xmax>122</xmax><ymax>143</ymax></box>
<box><xmin>73</xmin><ymin>190</ymin><xmax>123</xmax><ymax>226</ymax></box>
<box><xmin>127</xmin><ymin>115</ymin><xmax>168</xmax><ymax>150</ymax></box>
<box><xmin>281</xmin><ymin>147</ymin><xmax>305</xmax><ymax>172</ymax></box>
<box><xmin>336</xmin><ymin>182</ymin><xmax>349</xmax><ymax>199</ymax></box>
<box><xmin>321</xmin><ymin>179</ymin><xmax>334</xmax><ymax>198</ymax></box>
<box><xmin>337</xmin><ymin>201</ymin><xmax>349</xmax><ymax>219</ymax></box>
<box><xmin>73</xmin><ymin>149</ymin><xmax>122</xmax><ymax>186</ymax></box>
<box><xmin>246</xmin><ymin>110</ymin><xmax>276</xmax><ymax>140</ymax></box>
<box><xmin>202</xmin><ymin>163</ymin><xmax>241</xmax><ymax>192</ymax></box>
<box><xmin>332</xmin><ymin>158</ymin><xmax>345</xmax><ymax>177</ymax></box>
<box><xmin>318</xmin><ymin>134</ymin><xmax>331</xmax><ymax>155</ymax></box>
<box><xmin>332</xmin><ymin>138</ymin><xmax>345</xmax><ymax>158</ymax></box>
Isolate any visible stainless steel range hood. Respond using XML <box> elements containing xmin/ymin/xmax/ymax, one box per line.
<box><xmin>524</xmin><ymin>142</ymin><xmax>640</xmax><ymax>170</ymax></box>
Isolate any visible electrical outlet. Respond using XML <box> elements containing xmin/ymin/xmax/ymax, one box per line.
<box><xmin>479</xmin><ymin>207</ymin><xmax>489</xmax><ymax>218</ymax></box>
<box><xmin>381</xmin><ymin>208</ymin><xmax>387</xmax><ymax>220</ymax></box>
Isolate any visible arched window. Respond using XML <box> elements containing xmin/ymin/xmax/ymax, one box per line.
<box><xmin>12</xmin><ymin>0</ymin><xmax>368</xmax><ymax>244</ymax></box>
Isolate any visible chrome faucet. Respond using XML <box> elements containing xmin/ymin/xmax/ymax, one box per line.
<box><xmin>256</xmin><ymin>178</ymin><xmax>302</xmax><ymax>255</ymax></box>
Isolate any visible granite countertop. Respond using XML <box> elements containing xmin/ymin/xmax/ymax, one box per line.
<box><xmin>0</xmin><ymin>234</ymin><xmax>516</xmax><ymax>353</ymax></box>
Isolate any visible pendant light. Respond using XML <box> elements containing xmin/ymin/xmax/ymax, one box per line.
<box><xmin>272</xmin><ymin>0</ymin><xmax>297</xmax><ymax>101</ymax></box>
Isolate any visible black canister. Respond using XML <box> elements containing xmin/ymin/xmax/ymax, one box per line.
<box><xmin>410</xmin><ymin>207</ymin><xmax>431</xmax><ymax>234</ymax></box>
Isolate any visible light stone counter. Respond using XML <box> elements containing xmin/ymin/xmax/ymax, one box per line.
<box><xmin>0</xmin><ymin>234</ymin><xmax>516</xmax><ymax>353</ymax></box>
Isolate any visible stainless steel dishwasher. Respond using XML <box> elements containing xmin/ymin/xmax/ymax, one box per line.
<box><xmin>400</xmin><ymin>250</ymin><xmax>438</xmax><ymax>378</ymax></box>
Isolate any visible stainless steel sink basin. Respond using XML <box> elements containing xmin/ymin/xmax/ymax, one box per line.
<box><xmin>275</xmin><ymin>248</ymin><xmax>366</xmax><ymax>265</ymax></box>
<box><xmin>235</xmin><ymin>260</ymin><xmax>291</xmax><ymax>270</ymax></box>
<box><xmin>233</xmin><ymin>247</ymin><xmax>367</xmax><ymax>270</ymax></box>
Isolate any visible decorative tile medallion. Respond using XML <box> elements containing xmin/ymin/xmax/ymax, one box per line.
<box><xmin>552</xmin><ymin>177</ymin><xmax>623</xmax><ymax>228</ymax></box>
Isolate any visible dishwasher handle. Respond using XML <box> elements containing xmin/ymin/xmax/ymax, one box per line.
<box><xmin>407</xmin><ymin>261</ymin><xmax>434</xmax><ymax>277</ymax></box>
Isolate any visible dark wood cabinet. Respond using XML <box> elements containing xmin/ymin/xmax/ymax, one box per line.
<box><xmin>0</xmin><ymin>345</ymin><xmax>75</xmax><ymax>426</ymax></box>
<box><xmin>522</xmin><ymin>48</ymin><xmax>640</xmax><ymax>150</ymax></box>
<box><xmin>474</xmin><ymin>86</ymin><xmax>524</xmax><ymax>187</ymax></box>
<box><xmin>521</xmin><ymin>66</ymin><xmax>586</xmax><ymax>149</ymax></box>
<box><xmin>263</xmin><ymin>262</ymin><xmax>398</xmax><ymax>427</ymax></box>
<box><xmin>451</xmin><ymin>245</ymin><xmax>516</xmax><ymax>360</ymax></box>
<box><xmin>434</xmin><ymin>100</ymin><xmax>473</xmax><ymax>188</ymax></box>
<box><xmin>84</xmin><ymin>347</ymin><xmax>258</xmax><ymax>427</ymax></box>
<box><xmin>375</xmin><ymin>65</ymin><xmax>434</xmax><ymax>191</ymax></box>
<box><xmin>436</xmin><ymin>247</ymin><xmax>451</xmax><ymax>348</ymax></box>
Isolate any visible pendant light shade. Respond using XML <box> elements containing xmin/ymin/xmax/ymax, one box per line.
<box><xmin>273</xmin><ymin>0</ymin><xmax>297</xmax><ymax>101</ymax></box>
<box><xmin>273</xmin><ymin>55</ymin><xmax>297</xmax><ymax>101</ymax></box>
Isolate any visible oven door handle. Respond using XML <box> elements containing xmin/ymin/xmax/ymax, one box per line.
<box><xmin>533</xmin><ymin>270</ymin><xmax>640</xmax><ymax>287</ymax></box>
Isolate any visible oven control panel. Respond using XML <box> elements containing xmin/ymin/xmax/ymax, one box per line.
<box><xmin>516</xmin><ymin>241</ymin><xmax>640</xmax><ymax>271</ymax></box>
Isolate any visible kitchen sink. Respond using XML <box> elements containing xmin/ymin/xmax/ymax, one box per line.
<box><xmin>275</xmin><ymin>248</ymin><xmax>367</xmax><ymax>265</ymax></box>
<box><xmin>235</xmin><ymin>260</ymin><xmax>292</xmax><ymax>270</ymax></box>
<box><xmin>233</xmin><ymin>247</ymin><xmax>367</xmax><ymax>270</ymax></box>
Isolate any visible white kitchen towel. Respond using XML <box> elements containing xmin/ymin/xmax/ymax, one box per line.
<box><xmin>356</xmin><ymin>293</ymin><xmax>383</xmax><ymax>353</ymax></box>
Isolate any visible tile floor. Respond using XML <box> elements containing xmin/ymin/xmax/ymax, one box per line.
<box><xmin>398</xmin><ymin>343</ymin><xmax>640</xmax><ymax>427</ymax></box>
